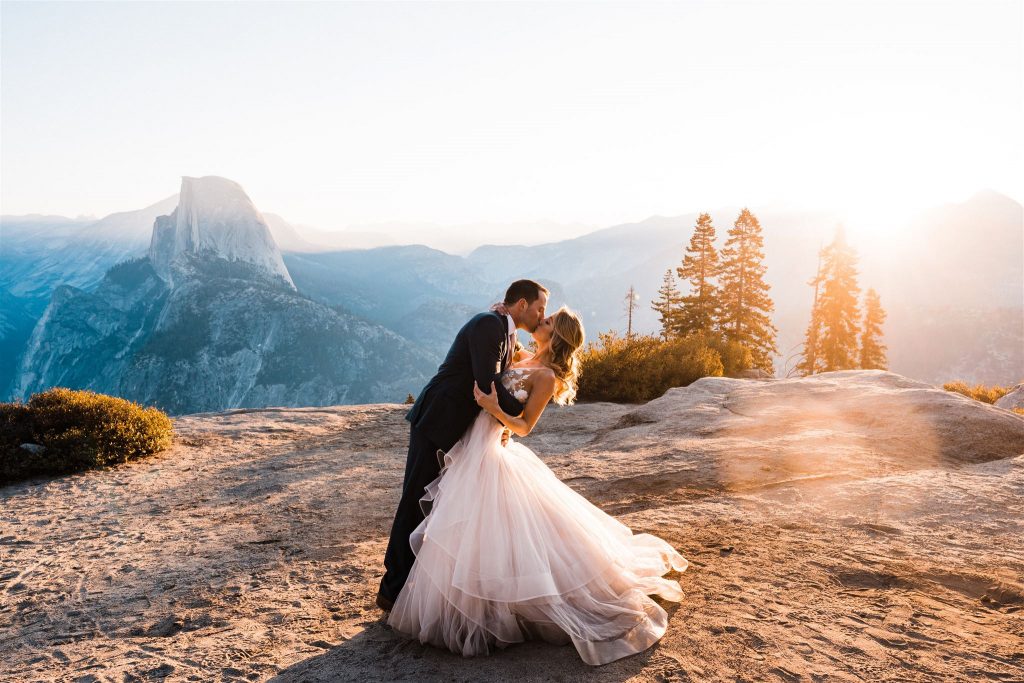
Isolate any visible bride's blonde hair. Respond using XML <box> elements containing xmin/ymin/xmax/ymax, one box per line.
<box><xmin>545</xmin><ymin>306</ymin><xmax>585</xmax><ymax>405</ymax></box>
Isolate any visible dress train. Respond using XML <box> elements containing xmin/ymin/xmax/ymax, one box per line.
<box><xmin>386</xmin><ymin>405</ymin><xmax>688</xmax><ymax>666</ymax></box>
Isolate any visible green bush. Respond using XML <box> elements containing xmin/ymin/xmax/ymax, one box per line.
<box><xmin>942</xmin><ymin>381</ymin><xmax>1011</xmax><ymax>405</ymax></box>
<box><xmin>577</xmin><ymin>330</ymin><xmax>752</xmax><ymax>403</ymax></box>
<box><xmin>0</xmin><ymin>388</ymin><xmax>173</xmax><ymax>484</ymax></box>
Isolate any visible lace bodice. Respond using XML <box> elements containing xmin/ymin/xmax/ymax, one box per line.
<box><xmin>500</xmin><ymin>365</ymin><xmax>544</xmax><ymax>403</ymax></box>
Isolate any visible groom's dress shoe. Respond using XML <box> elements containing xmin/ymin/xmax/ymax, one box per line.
<box><xmin>376</xmin><ymin>592</ymin><xmax>395</xmax><ymax>612</ymax></box>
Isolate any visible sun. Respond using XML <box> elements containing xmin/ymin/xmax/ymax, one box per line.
<box><xmin>839</xmin><ymin>201</ymin><xmax>921</xmax><ymax>253</ymax></box>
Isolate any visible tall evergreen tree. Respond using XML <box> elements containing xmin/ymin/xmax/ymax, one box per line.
<box><xmin>815</xmin><ymin>226</ymin><xmax>861</xmax><ymax>371</ymax></box>
<box><xmin>624</xmin><ymin>285</ymin><xmax>639</xmax><ymax>338</ymax></box>
<box><xmin>796</xmin><ymin>245</ymin><xmax>826</xmax><ymax>375</ymax></box>
<box><xmin>859</xmin><ymin>288</ymin><xmax>888</xmax><ymax>369</ymax></box>
<box><xmin>651</xmin><ymin>269</ymin><xmax>682</xmax><ymax>339</ymax></box>
<box><xmin>718</xmin><ymin>208</ymin><xmax>778</xmax><ymax>372</ymax></box>
<box><xmin>676</xmin><ymin>212</ymin><xmax>722</xmax><ymax>337</ymax></box>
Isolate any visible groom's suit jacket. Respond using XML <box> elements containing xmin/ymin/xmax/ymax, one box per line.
<box><xmin>406</xmin><ymin>310</ymin><xmax>525</xmax><ymax>453</ymax></box>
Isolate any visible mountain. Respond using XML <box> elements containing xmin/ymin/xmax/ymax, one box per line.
<box><xmin>0</xmin><ymin>196</ymin><xmax>306</xmax><ymax>306</ymax></box>
<box><xmin>286</xmin><ymin>219</ymin><xmax>599</xmax><ymax>255</ymax></box>
<box><xmin>209</xmin><ymin>218</ymin><xmax>603</xmax><ymax>255</ymax></box>
<box><xmin>469</xmin><ymin>195</ymin><xmax>1022</xmax><ymax>384</ymax></box>
<box><xmin>262</xmin><ymin>213</ymin><xmax>324</xmax><ymax>253</ymax></box>
<box><xmin>0</xmin><ymin>185</ymin><xmax>363</xmax><ymax>400</ymax></box>
<box><xmin>862</xmin><ymin>189</ymin><xmax>1023</xmax><ymax>310</ymax></box>
<box><xmin>1</xmin><ymin>196</ymin><xmax>179</xmax><ymax>299</ymax></box>
<box><xmin>284</xmin><ymin>245</ymin><xmax>495</xmax><ymax>324</ymax></box>
<box><xmin>856</xmin><ymin>190</ymin><xmax>1023</xmax><ymax>385</ymax></box>
<box><xmin>0</xmin><ymin>289</ymin><xmax>37</xmax><ymax>398</ymax></box>
<box><xmin>5</xmin><ymin>187</ymin><xmax>1021</xmax><ymax>394</ymax></box>
<box><xmin>10</xmin><ymin>176</ymin><xmax>435</xmax><ymax>413</ymax></box>
<box><xmin>247</xmin><ymin>194</ymin><xmax>1024</xmax><ymax>385</ymax></box>
<box><xmin>283</xmin><ymin>245</ymin><xmax>499</xmax><ymax>361</ymax></box>
<box><xmin>0</xmin><ymin>198</ymin><xmax>182</xmax><ymax>394</ymax></box>
<box><xmin>83</xmin><ymin>194</ymin><xmax>181</xmax><ymax>253</ymax></box>
<box><xmin>278</xmin><ymin>209</ymin><xmax>849</xmax><ymax>363</ymax></box>
<box><xmin>464</xmin><ymin>208</ymin><xmax>847</xmax><ymax>349</ymax></box>
<box><xmin>148</xmin><ymin>176</ymin><xmax>294</xmax><ymax>289</ymax></box>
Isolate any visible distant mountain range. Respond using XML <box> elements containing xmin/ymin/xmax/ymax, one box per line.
<box><xmin>2</xmin><ymin>178</ymin><xmax>1020</xmax><ymax>412</ymax></box>
<box><xmin>5</xmin><ymin>177</ymin><xmax>435</xmax><ymax>414</ymax></box>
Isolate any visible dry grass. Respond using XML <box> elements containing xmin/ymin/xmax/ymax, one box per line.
<box><xmin>942</xmin><ymin>380</ymin><xmax>1011</xmax><ymax>405</ymax></box>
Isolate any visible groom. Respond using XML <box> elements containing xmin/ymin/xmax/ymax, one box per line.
<box><xmin>376</xmin><ymin>279</ymin><xmax>549</xmax><ymax>610</ymax></box>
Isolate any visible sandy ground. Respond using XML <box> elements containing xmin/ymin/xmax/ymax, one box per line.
<box><xmin>1</xmin><ymin>371</ymin><xmax>1023</xmax><ymax>682</ymax></box>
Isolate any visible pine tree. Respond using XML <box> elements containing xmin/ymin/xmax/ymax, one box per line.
<box><xmin>624</xmin><ymin>285</ymin><xmax>639</xmax><ymax>338</ymax></box>
<box><xmin>718</xmin><ymin>208</ymin><xmax>778</xmax><ymax>372</ymax></box>
<box><xmin>796</xmin><ymin>245</ymin><xmax>826</xmax><ymax>375</ymax></box>
<box><xmin>651</xmin><ymin>269</ymin><xmax>682</xmax><ymax>339</ymax></box>
<box><xmin>675</xmin><ymin>212</ymin><xmax>722</xmax><ymax>337</ymax></box>
<box><xmin>859</xmin><ymin>288</ymin><xmax>888</xmax><ymax>369</ymax></box>
<box><xmin>815</xmin><ymin>226</ymin><xmax>861</xmax><ymax>371</ymax></box>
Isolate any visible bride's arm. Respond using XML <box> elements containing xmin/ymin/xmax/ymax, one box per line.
<box><xmin>474</xmin><ymin>372</ymin><xmax>556</xmax><ymax>437</ymax></box>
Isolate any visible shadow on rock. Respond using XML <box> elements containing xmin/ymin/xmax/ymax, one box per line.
<box><xmin>270</xmin><ymin>608</ymin><xmax>674</xmax><ymax>682</ymax></box>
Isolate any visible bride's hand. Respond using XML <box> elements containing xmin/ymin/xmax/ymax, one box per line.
<box><xmin>473</xmin><ymin>381</ymin><xmax>500</xmax><ymax>412</ymax></box>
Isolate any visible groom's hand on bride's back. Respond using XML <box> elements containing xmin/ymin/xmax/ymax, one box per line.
<box><xmin>501</xmin><ymin>428</ymin><xmax>511</xmax><ymax>447</ymax></box>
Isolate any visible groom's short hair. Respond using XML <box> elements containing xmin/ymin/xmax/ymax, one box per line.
<box><xmin>504</xmin><ymin>279</ymin><xmax>549</xmax><ymax>305</ymax></box>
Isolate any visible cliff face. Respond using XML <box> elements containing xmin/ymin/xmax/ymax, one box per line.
<box><xmin>118</xmin><ymin>268</ymin><xmax>435</xmax><ymax>414</ymax></box>
<box><xmin>2</xmin><ymin>371</ymin><xmax>1022</xmax><ymax>681</ymax></box>
<box><xmin>12</xmin><ymin>178</ymin><xmax>435</xmax><ymax>413</ymax></box>
<box><xmin>148</xmin><ymin>176</ymin><xmax>294</xmax><ymax>289</ymax></box>
<box><xmin>12</xmin><ymin>259</ymin><xmax>170</xmax><ymax>400</ymax></box>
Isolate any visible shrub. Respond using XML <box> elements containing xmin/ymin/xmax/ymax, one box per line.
<box><xmin>0</xmin><ymin>388</ymin><xmax>173</xmax><ymax>484</ymax></box>
<box><xmin>577</xmin><ymin>330</ymin><xmax>752</xmax><ymax>403</ymax></box>
<box><xmin>942</xmin><ymin>381</ymin><xmax>1011</xmax><ymax>405</ymax></box>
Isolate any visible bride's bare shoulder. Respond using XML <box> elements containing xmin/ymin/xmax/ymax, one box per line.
<box><xmin>529</xmin><ymin>366</ymin><xmax>557</xmax><ymax>386</ymax></box>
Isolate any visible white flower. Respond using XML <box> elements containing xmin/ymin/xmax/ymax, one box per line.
<box><xmin>514</xmin><ymin>389</ymin><xmax>529</xmax><ymax>402</ymax></box>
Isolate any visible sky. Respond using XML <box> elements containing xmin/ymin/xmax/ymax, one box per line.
<box><xmin>1</xmin><ymin>0</ymin><xmax>1021</xmax><ymax>241</ymax></box>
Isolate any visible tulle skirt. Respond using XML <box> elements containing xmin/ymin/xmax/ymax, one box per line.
<box><xmin>386</xmin><ymin>411</ymin><xmax>688</xmax><ymax>666</ymax></box>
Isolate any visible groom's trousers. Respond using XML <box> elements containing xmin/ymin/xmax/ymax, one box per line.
<box><xmin>379</xmin><ymin>425</ymin><xmax>444</xmax><ymax>602</ymax></box>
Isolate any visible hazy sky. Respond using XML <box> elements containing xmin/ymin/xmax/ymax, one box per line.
<box><xmin>2</xmin><ymin>0</ymin><xmax>1021</xmax><ymax>238</ymax></box>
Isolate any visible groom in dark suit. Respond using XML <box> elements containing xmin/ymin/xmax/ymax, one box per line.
<box><xmin>377</xmin><ymin>279</ymin><xmax>549</xmax><ymax>610</ymax></box>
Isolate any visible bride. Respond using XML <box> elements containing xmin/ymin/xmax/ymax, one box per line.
<box><xmin>385</xmin><ymin>305</ymin><xmax>688</xmax><ymax>666</ymax></box>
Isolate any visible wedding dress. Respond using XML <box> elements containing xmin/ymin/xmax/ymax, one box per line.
<box><xmin>386</xmin><ymin>366</ymin><xmax>688</xmax><ymax>666</ymax></box>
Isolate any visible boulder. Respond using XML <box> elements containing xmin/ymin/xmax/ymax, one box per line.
<box><xmin>994</xmin><ymin>382</ymin><xmax>1024</xmax><ymax>410</ymax></box>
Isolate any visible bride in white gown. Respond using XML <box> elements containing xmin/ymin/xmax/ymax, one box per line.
<box><xmin>386</xmin><ymin>306</ymin><xmax>688</xmax><ymax>666</ymax></box>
